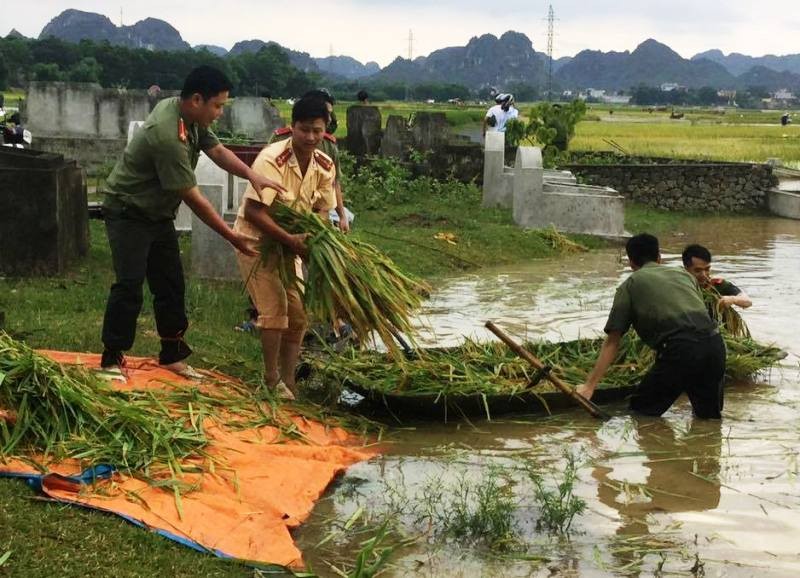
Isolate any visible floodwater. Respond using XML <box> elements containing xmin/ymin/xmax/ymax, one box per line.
<box><xmin>295</xmin><ymin>215</ymin><xmax>800</xmax><ymax>577</ymax></box>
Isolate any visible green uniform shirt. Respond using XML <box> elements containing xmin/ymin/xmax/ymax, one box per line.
<box><xmin>103</xmin><ymin>97</ymin><xmax>220</xmax><ymax>221</ymax></box>
<box><xmin>269</xmin><ymin>130</ymin><xmax>340</xmax><ymax>180</ymax></box>
<box><xmin>710</xmin><ymin>278</ymin><xmax>741</xmax><ymax>297</ymax></box>
<box><xmin>605</xmin><ymin>262</ymin><xmax>716</xmax><ymax>349</ymax></box>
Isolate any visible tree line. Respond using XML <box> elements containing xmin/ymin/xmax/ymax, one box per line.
<box><xmin>0</xmin><ymin>36</ymin><xmax>319</xmax><ymax>97</ymax></box>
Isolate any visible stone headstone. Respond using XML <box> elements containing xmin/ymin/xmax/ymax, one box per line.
<box><xmin>410</xmin><ymin>112</ymin><xmax>449</xmax><ymax>151</ymax></box>
<box><xmin>190</xmin><ymin>184</ymin><xmax>240</xmax><ymax>281</ymax></box>
<box><xmin>217</xmin><ymin>98</ymin><xmax>284</xmax><ymax>141</ymax></box>
<box><xmin>346</xmin><ymin>105</ymin><xmax>382</xmax><ymax>156</ymax></box>
<box><xmin>482</xmin><ymin>131</ymin><xmax>514</xmax><ymax>208</ymax></box>
<box><xmin>380</xmin><ymin>115</ymin><xmax>413</xmax><ymax>159</ymax></box>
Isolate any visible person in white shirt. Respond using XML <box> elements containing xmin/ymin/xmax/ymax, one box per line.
<box><xmin>482</xmin><ymin>93</ymin><xmax>519</xmax><ymax>136</ymax></box>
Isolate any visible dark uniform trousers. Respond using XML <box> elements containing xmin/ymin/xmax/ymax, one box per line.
<box><xmin>629</xmin><ymin>331</ymin><xmax>726</xmax><ymax>419</ymax></box>
<box><xmin>101</xmin><ymin>217</ymin><xmax>191</xmax><ymax>364</ymax></box>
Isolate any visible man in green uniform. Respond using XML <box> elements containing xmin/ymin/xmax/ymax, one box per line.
<box><xmin>577</xmin><ymin>234</ymin><xmax>726</xmax><ymax>418</ymax></box>
<box><xmin>269</xmin><ymin>89</ymin><xmax>350</xmax><ymax>233</ymax></box>
<box><xmin>100</xmin><ymin>65</ymin><xmax>285</xmax><ymax>377</ymax></box>
<box><xmin>682</xmin><ymin>244</ymin><xmax>752</xmax><ymax>310</ymax></box>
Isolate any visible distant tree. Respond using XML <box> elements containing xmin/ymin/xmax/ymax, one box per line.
<box><xmin>31</xmin><ymin>62</ymin><xmax>64</xmax><ymax>81</ymax></box>
<box><xmin>0</xmin><ymin>52</ymin><xmax>8</xmax><ymax>90</ymax></box>
<box><xmin>68</xmin><ymin>57</ymin><xmax>103</xmax><ymax>83</ymax></box>
<box><xmin>507</xmin><ymin>100</ymin><xmax>586</xmax><ymax>166</ymax></box>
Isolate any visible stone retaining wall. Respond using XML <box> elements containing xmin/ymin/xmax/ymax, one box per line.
<box><xmin>562</xmin><ymin>158</ymin><xmax>777</xmax><ymax>211</ymax></box>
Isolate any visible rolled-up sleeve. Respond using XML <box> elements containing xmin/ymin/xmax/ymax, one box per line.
<box><xmin>604</xmin><ymin>281</ymin><xmax>633</xmax><ymax>335</ymax></box>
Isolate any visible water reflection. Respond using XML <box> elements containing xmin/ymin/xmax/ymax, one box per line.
<box><xmin>593</xmin><ymin>418</ymin><xmax>722</xmax><ymax>575</ymax></box>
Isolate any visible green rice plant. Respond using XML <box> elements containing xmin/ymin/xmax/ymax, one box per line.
<box><xmin>445</xmin><ymin>466</ymin><xmax>518</xmax><ymax>550</ymax></box>
<box><xmin>262</xmin><ymin>203</ymin><xmax>429</xmax><ymax>359</ymax></box>
<box><xmin>0</xmin><ymin>332</ymin><xmax>208</xmax><ymax>475</ymax></box>
<box><xmin>341</xmin><ymin>519</ymin><xmax>398</xmax><ymax>578</ymax></box>
<box><xmin>525</xmin><ymin>451</ymin><xmax>586</xmax><ymax>534</ymax></box>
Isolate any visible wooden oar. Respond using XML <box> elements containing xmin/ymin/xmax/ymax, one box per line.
<box><xmin>485</xmin><ymin>320</ymin><xmax>610</xmax><ymax>420</ymax></box>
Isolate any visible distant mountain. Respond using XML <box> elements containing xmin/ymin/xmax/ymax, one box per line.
<box><xmin>39</xmin><ymin>9</ymin><xmax>189</xmax><ymax>51</ymax></box>
<box><xmin>194</xmin><ymin>44</ymin><xmax>228</xmax><ymax>57</ymax></box>
<box><xmin>693</xmin><ymin>49</ymin><xmax>800</xmax><ymax>76</ymax></box>
<box><xmin>737</xmin><ymin>65</ymin><xmax>800</xmax><ymax>91</ymax></box>
<box><xmin>555</xmin><ymin>39</ymin><xmax>736</xmax><ymax>90</ymax></box>
<box><xmin>6</xmin><ymin>29</ymin><xmax>27</xmax><ymax>39</ymax></box>
<box><xmin>228</xmin><ymin>39</ymin><xmax>318</xmax><ymax>73</ymax></box>
<box><xmin>371</xmin><ymin>31</ymin><xmax>547</xmax><ymax>88</ymax></box>
<box><xmin>314</xmin><ymin>56</ymin><xmax>380</xmax><ymax>79</ymax></box>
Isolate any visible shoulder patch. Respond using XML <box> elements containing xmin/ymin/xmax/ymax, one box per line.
<box><xmin>276</xmin><ymin>148</ymin><xmax>293</xmax><ymax>167</ymax></box>
<box><xmin>273</xmin><ymin>126</ymin><xmax>292</xmax><ymax>136</ymax></box>
<box><xmin>323</xmin><ymin>132</ymin><xmax>337</xmax><ymax>143</ymax></box>
<box><xmin>314</xmin><ymin>150</ymin><xmax>333</xmax><ymax>171</ymax></box>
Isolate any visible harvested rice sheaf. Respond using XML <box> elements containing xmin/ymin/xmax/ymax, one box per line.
<box><xmin>313</xmin><ymin>332</ymin><xmax>785</xmax><ymax>398</ymax></box>
<box><xmin>261</xmin><ymin>203</ymin><xmax>429</xmax><ymax>358</ymax></box>
<box><xmin>0</xmin><ymin>332</ymin><xmax>207</xmax><ymax>474</ymax></box>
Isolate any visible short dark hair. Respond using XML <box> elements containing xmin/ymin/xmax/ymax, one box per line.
<box><xmin>181</xmin><ymin>66</ymin><xmax>232</xmax><ymax>101</ymax></box>
<box><xmin>303</xmin><ymin>89</ymin><xmax>335</xmax><ymax>105</ymax></box>
<box><xmin>291</xmin><ymin>96</ymin><xmax>330</xmax><ymax>124</ymax></box>
<box><xmin>626</xmin><ymin>233</ymin><xmax>660</xmax><ymax>267</ymax></box>
<box><xmin>356</xmin><ymin>89</ymin><xmax>369</xmax><ymax>102</ymax></box>
<box><xmin>681</xmin><ymin>244</ymin><xmax>712</xmax><ymax>267</ymax></box>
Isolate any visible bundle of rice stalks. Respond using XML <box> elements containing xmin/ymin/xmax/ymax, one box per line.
<box><xmin>261</xmin><ymin>203</ymin><xmax>429</xmax><ymax>358</ymax></box>
<box><xmin>702</xmin><ymin>286</ymin><xmax>750</xmax><ymax>338</ymax></box>
<box><xmin>312</xmin><ymin>332</ymin><xmax>784</xmax><ymax>399</ymax></box>
<box><xmin>0</xmin><ymin>332</ymin><xmax>208</xmax><ymax>475</ymax></box>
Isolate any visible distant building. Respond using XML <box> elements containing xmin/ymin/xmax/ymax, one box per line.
<box><xmin>660</xmin><ymin>82</ymin><xmax>685</xmax><ymax>92</ymax></box>
<box><xmin>603</xmin><ymin>95</ymin><xmax>632</xmax><ymax>104</ymax></box>
<box><xmin>773</xmin><ymin>89</ymin><xmax>796</xmax><ymax>101</ymax></box>
<box><xmin>717</xmin><ymin>89</ymin><xmax>737</xmax><ymax>106</ymax></box>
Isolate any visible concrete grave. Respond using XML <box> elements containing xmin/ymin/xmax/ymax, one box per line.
<box><xmin>216</xmin><ymin>97</ymin><xmax>284</xmax><ymax>141</ymax></box>
<box><xmin>345</xmin><ymin>105</ymin><xmax>382</xmax><ymax>156</ymax></box>
<box><xmin>190</xmin><ymin>184</ymin><xmax>241</xmax><ymax>281</ymax></box>
<box><xmin>0</xmin><ymin>148</ymin><xmax>88</xmax><ymax>275</ymax></box>
<box><xmin>380</xmin><ymin>115</ymin><xmax>413</xmax><ymax>159</ymax></box>
<box><xmin>481</xmin><ymin>131</ymin><xmax>514</xmax><ymax>208</ymax></box>
<box><xmin>512</xmin><ymin>145</ymin><xmax>625</xmax><ymax>238</ymax></box>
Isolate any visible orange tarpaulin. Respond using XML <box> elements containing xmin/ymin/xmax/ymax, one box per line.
<box><xmin>0</xmin><ymin>351</ymin><xmax>377</xmax><ymax>568</ymax></box>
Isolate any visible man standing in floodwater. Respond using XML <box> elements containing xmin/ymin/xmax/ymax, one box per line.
<box><xmin>577</xmin><ymin>234</ymin><xmax>726</xmax><ymax>418</ymax></box>
<box><xmin>682</xmin><ymin>244</ymin><xmax>752</xmax><ymax>311</ymax></box>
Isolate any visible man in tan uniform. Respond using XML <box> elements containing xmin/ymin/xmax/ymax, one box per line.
<box><xmin>270</xmin><ymin>89</ymin><xmax>349</xmax><ymax>233</ymax></box>
<box><xmin>233</xmin><ymin>96</ymin><xmax>336</xmax><ymax>399</ymax></box>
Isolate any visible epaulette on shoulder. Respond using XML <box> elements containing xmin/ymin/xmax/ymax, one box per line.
<box><xmin>273</xmin><ymin>126</ymin><xmax>292</xmax><ymax>136</ymax></box>
<box><xmin>275</xmin><ymin>148</ymin><xmax>293</xmax><ymax>167</ymax></box>
<box><xmin>314</xmin><ymin>150</ymin><xmax>333</xmax><ymax>171</ymax></box>
<box><xmin>323</xmin><ymin>132</ymin><xmax>337</xmax><ymax>143</ymax></box>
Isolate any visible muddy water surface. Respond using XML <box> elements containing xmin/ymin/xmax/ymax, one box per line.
<box><xmin>296</xmin><ymin>215</ymin><xmax>800</xmax><ymax>577</ymax></box>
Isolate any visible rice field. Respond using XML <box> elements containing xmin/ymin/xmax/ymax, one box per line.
<box><xmin>572</xmin><ymin>117</ymin><xmax>800</xmax><ymax>164</ymax></box>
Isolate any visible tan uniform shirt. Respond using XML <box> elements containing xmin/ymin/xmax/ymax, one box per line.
<box><xmin>233</xmin><ymin>138</ymin><xmax>336</xmax><ymax>252</ymax></box>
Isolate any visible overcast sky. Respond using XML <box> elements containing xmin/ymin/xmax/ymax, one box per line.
<box><xmin>4</xmin><ymin>1</ymin><xmax>799</xmax><ymax>66</ymax></box>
